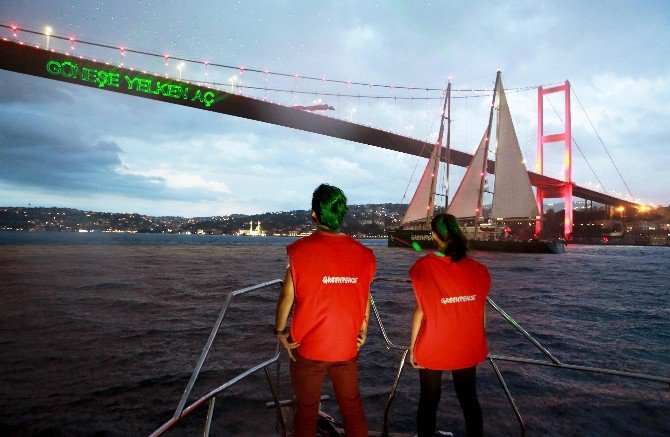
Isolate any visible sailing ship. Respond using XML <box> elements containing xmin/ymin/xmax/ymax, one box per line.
<box><xmin>388</xmin><ymin>72</ymin><xmax>565</xmax><ymax>254</ymax></box>
<box><xmin>237</xmin><ymin>220</ymin><xmax>268</xmax><ymax>236</ymax></box>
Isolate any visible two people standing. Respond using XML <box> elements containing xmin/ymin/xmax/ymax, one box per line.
<box><xmin>274</xmin><ymin>184</ymin><xmax>490</xmax><ymax>437</ymax></box>
<box><xmin>410</xmin><ymin>213</ymin><xmax>490</xmax><ymax>437</ymax></box>
<box><xmin>274</xmin><ymin>184</ymin><xmax>375</xmax><ymax>437</ymax></box>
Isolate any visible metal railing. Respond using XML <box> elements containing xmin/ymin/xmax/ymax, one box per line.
<box><xmin>150</xmin><ymin>276</ymin><xmax>670</xmax><ymax>436</ymax></box>
<box><xmin>369</xmin><ymin>276</ymin><xmax>670</xmax><ymax>437</ymax></box>
<box><xmin>150</xmin><ymin>279</ymin><xmax>285</xmax><ymax>437</ymax></box>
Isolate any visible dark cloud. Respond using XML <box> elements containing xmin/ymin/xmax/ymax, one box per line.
<box><xmin>0</xmin><ymin>1</ymin><xmax>668</xmax><ymax>213</ymax></box>
<box><xmin>0</xmin><ymin>108</ymin><xmax>221</xmax><ymax>202</ymax></box>
<box><xmin>0</xmin><ymin>71</ymin><xmax>75</xmax><ymax>105</ymax></box>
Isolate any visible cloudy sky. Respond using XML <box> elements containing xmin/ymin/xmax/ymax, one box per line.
<box><xmin>1</xmin><ymin>1</ymin><xmax>668</xmax><ymax>217</ymax></box>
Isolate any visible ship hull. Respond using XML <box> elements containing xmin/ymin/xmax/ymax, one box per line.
<box><xmin>388</xmin><ymin>229</ymin><xmax>436</xmax><ymax>248</ymax></box>
<box><xmin>388</xmin><ymin>230</ymin><xmax>565</xmax><ymax>254</ymax></box>
<box><xmin>468</xmin><ymin>238</ymin><xmax>566</xmax><ymax>254</ymax></box>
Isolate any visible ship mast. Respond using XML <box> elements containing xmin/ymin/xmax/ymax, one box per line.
<box><xmin>474</xmin><ymin>71</ymin><xmax>500</xmax><ymax>237</ymax></box>
<box><xmin>427</xmin><ymin>85</ymin><xmax>450</xmax><ymax>224</ymax></box>
<box><xmin>444</xmin><ymin>81</ymin><xmax>452</xmax><ymax>210</ymax></box>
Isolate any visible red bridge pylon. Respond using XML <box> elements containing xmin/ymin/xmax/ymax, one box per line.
<box><xmin>535</xmin><ymin>81</ymin><xmax>573</xmax><ymax>240</ymax></box>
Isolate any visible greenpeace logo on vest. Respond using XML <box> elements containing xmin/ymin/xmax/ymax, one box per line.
<box><xmin>411</xmin><ymin>234</ymin><xmax>433</xmax><ymax>241</ymax></box>
<box><xmin>441</xmin><ymin>295</ymin><xmax>476</xmax><ymax>304</ymax></box>
<box><xmin>322</xmin><ymin>276</ymin><xmax>359</xmax><ymax>284</ymax></box>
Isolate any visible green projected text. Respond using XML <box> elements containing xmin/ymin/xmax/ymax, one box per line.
<box><xmin>46</xmin><ymin>59</ymin><xmax>218</xmax><ymax>107</ymax></box>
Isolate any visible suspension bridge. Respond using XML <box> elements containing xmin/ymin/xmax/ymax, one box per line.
<box><xmin>0</xmin><ymin>24</ymin><xmax>642</xmax><ymax>239</ymax></box>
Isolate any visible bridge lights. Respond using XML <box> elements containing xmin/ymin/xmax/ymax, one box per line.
<box><xmin>178</xmin><ymin>61</ymin><xmax>185</xmax><ymax>80</ymax></box>
<box><xmin>45</xmin><ymin>26</ymin><xmax>52</xmax><ymax>50</ymax></box>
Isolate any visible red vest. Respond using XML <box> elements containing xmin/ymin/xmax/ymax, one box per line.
<box><xmin>288</xmin><ymin>231</ymin><xmax>376</xmax><ymax>361</ymax></box>
<box><xmin>410</xmin><ymin>254</ymin><xmax>490</xmax><ymax>370</ymax></box>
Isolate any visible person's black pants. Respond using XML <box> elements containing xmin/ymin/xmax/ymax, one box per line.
<box><xmin>417</xmin><ymin>366</ymin><xmax>482</xmax><ymax>437</ymax></box>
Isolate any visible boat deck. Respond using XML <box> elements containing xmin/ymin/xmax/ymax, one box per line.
<box><xmin>149</xmin><ymin>277</ymin><xmax>670</xmax><ymax>436</ymax></box>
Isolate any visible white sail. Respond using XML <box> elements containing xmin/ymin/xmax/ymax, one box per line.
<box><xmin>447</xmin><ymin>132</ymin><xmax>488</xmax><ymax>219</ymax></box>
<box><xmin>401</xmin><ymin>143</ymin><xmax>440</xmax><ymax>224</ymax></box>
<box><xmin>491</xmin><ymin>77</ymin><xmax>540</xmax><ymax>219</ymax></box>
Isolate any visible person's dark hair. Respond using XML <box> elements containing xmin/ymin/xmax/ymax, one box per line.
<box><xmin>312</xmin><ymin>184</ymin><xmax>348</xmax><ymax>230</ymax></box>
<box><xmin>431</xmin><ymin>213</ymin><xmax>468</xmax><ymax>262</ymax></box>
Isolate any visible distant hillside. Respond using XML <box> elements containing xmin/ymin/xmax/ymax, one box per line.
<box><xmin>0</xmin><ymin>204</ymin><xmax>408</xmax><ymax>236</ymax></box>
<box><xmin>655</xmin><ymin>205</ymin><xmax>670</xmax><ymax>219</ymax></box>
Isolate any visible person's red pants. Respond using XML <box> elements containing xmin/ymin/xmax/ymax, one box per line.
<box><xmin>289</xmin><ymin>351</ymin><xmax>368</xmax><ymax>437</ymax></box>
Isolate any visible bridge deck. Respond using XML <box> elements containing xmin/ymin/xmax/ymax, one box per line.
<box><xmin>0</xmin><ymin>39</ymin><xmax>635</xmax><ymax>208</ymax></box>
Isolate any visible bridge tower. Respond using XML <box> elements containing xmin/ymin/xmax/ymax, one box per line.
<box><xmin>535</xmin><ymin>81</ymin><xmax>573</xmax><ymax>240</ymax></box>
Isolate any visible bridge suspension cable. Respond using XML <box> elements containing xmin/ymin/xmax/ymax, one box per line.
<box><xmin>571</xmin><ymin>85</ymin><xmax>637</xmax><ymax>202</ymax></box>
<box><xmin>0</xmin><ymin>23</ymin><xmax>560</xmax><ymax>97</ymax></box>
<box><xmin>11</xmin><ymin>21</ymin><xmax>618</xmax><ymax>201</ymax></box>
<box><xmin>399</xmin><ymin>95</ymin><xmax>443</xmax><ymax>204</ymax></box>
<box><xmin>186</xmin><ymin>80</ymin><xmax>484</xmax><ymax>100</ymax></box>
<box><xmin>0</xmin><ymin>26</ymin><xmax>642</xmax><ymax>210</ymax></box>
<box><xmin>545</xmin><ymin>96</ymin><xmax>608</xmax><ymax>194</ymax></box>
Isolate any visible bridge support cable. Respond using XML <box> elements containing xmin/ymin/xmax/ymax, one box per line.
<box><xmin>400</xmin><ymin>93</ymin><xmax>443</xmax><ymax>204</ymax></box>
<box><xmin>0</xmin><ymin>36</ymin><xmax>636</xmax><ymax>209</ymax></box>
<box><xmin>545</xmin><ymin>96</ymin><xmax>607</xmax><ymax>194</ymax></box>
<box><xmin>571</xmin><ymin>85</ymin><xmax>637</xmax><ymax>202</ymax></box>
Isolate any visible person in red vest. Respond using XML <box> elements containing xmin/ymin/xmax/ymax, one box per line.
<box><xmin>274</xmin><ymin>183</ymin><xmax>376</xmax><ymax>437</ymax></box>
<box><xmin>409</xmin><ymin>213</ymin><xmax>491</xmax><ymax>437</ymax></box>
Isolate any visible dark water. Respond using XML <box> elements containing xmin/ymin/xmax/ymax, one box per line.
<box><xmin>0</xmin><ymin>232</ymin><xmax>668</xmax><ymax>436</ymax></box>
